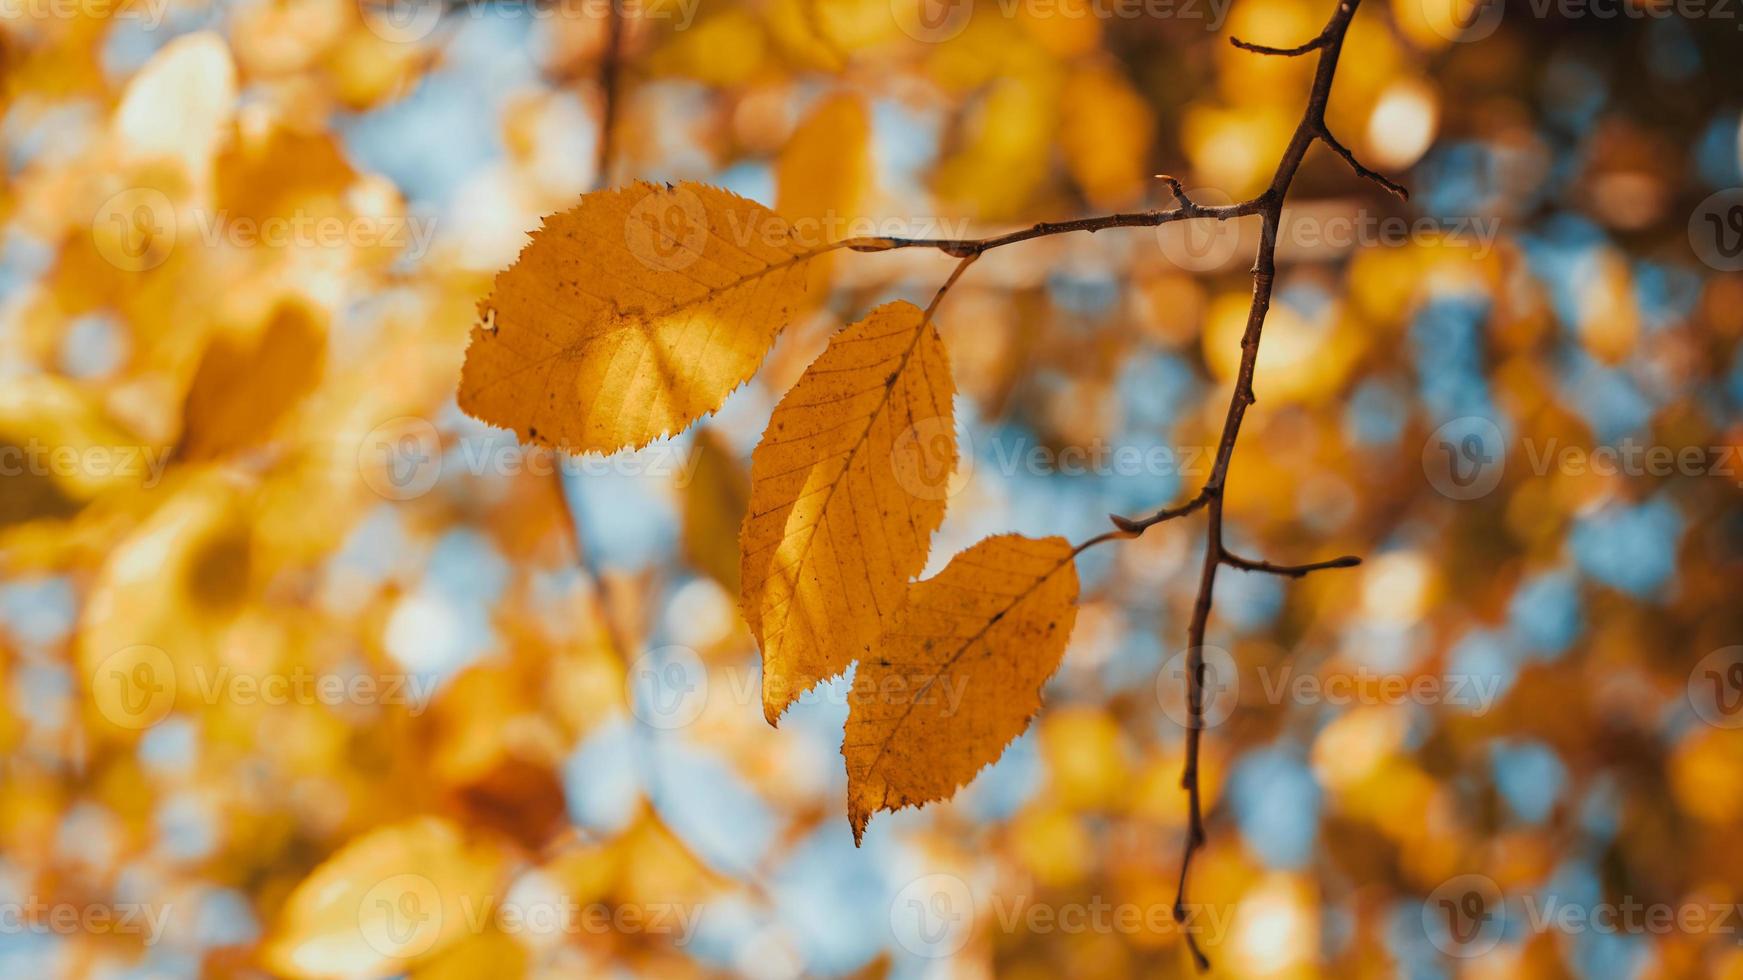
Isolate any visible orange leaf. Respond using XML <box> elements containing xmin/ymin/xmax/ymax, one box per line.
<box><xmin>741</xmin><ymin>301</ymin><xmax>956</xmax><ymax>724</ymax></box>
<box><xmin>845</xmin><ymin>534</ymin><xmax>1080</xmax><ymax>842</ymax></box>
<box><xmin>459</xmin><ymin>181</ymin><xmax>824</xmax><ymax>455</ymax></box>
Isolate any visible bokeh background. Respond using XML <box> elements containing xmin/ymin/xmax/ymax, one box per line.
<box><xmin>4</xmin><ymin>0</ymin><xmax>1743</xmax><ymax>976</ymax></box>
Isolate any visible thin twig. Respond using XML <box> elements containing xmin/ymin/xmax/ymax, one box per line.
<box><xmin>1319</xmin><ymin>128</ymin><xmax>1411</xmax><ymax>199</ymax></box>
<box><xmin>1222</xmin><ymin>551</ymin><xmax>1362</xmax><ymax>578</ymax></box>
<box><xmin>1229</xmin><ymin>30</ymin><xmax>1330</xmax><ymax>56</ymax></box>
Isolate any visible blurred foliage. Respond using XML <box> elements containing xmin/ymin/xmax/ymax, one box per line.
<box><xmin>2</xmin><ymin>0</ymin><xmax>1743</xmax><ymax>977</ymax></box>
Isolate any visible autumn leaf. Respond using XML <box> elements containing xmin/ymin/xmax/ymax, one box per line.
<box><xmin>1060</xmin><ymin>63</ymin><xmax>1155</xmax><ymax>208</ymax></box>
<box><xmin>777</xmin><ymin>92</ymin><xmax>870</xmax><ymax>305</ymax></box>
<box><xmin>681</xmin><ymin>429</ymin><xmax>750</xmax><ymax>594</ymax></box>
<box><xmin>178</xmin><ymin>301</ymin><xmax>326</xmax><ymax>460</ymax></box>
<box><xmin>262</xmin><ymin>817</ymin><xmax>506</xmax><ymax>979</ymax></box>
<box><xmin>458</xmin><ymin>181</ymin><xmax>826</xmax><ymax>455</ymax></box>
<box><xmin>845</xmin><ymin>534</ymin><xmax>1080</xmax><ymax>843</ymax></box>
<box><xmin>741</xmin><ymin>301</ymin><xmax>956</xmax><ymax>724</ymax></box>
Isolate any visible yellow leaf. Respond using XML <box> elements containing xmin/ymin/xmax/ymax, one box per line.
<box><xmin>79</xmin><ymin>475</ymin><xmax>251</xmax><ymax>735</ymax></box>
<box><xmin>777</xmin><ymin>93</ymin><xmax>871</xmax><ymax>306</ymax></box>
<box><xmin>741</xmin><ymin>301</ymin><xmax>956</xmax><ymax>724</ymax></box>
<box><xmin>178</xmin><ymin>301</ymin><xmax>326</xmax><ymax>460</ymax></box>
<box><xmin>459</xmin><ymin>181</ymin><xmax>825</xmax><ymax>455</ymax></box>
<box><xmin>647</xmin><ymin>10</ymin><xmax>767</xmax><ymax>86</ymax></box>
<box><xmin>0</xmin><ymin>377</ymin><xmax>155</xmax><ymax>531</ymax></box>
<box><xmin>1060</xmin><ymin>63</ymin><xmax>1155</xmax><ymax>208</ymax></box>
<box><xmin>410</xmin><ymin>926</ymin><xmax>528</xmax><ymax>980</ymax></box>
<box><xmin>111</xmin><ymin>31</ymin><xmax>237</xmax><ymax>183</ymax></box>
<box><xmin>845</xmin><ymin>534</ymin><xmax>1080</xmax><ymax>842</ymax></box>
<box><xmin>262</xmin><ymin>816</ymin><xmax>507</xmax><ymax>979</ymax></box>
<box><xmin>681</xmin><ymin>429</ymin><xmax>750</xmax><ymax>594</ymax></box>
<box><xmin>777</xmin><ymin>92</ymin><xmax>871</xmax><ymax>238</ymax></box>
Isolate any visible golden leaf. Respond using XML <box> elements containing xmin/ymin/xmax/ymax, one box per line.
<box><xmin>845</xmin><ymin>534</ymin><xmax>1080</xmax><ymax>842</ymax></box>
<box><xmin>776</xmin><ymin>92</ymin><xmax>870</xmax><ymax>234</ymax></box>
<box><xmin>459</xmin><ymin>181</ymin><xmax>825</xmax><ymax>455</ymax></box>
<box><xmin>681</xmin><ymin>429</ymin><xmax>750</xmax><ymax>594</ymax></box>
<box><xmin>741</xmin><ymin>301</ymin><xmax>956</xmax><ymax>724</ymax></box>
<box><xmin>261</xmin><ymin>817</ymin><xmax>506</xmax><ymax>979</ymax></box>
<box><xmin>178</xmin><ymin>301</ymin><xmax>326</xmax><ymax>460</ymax></box>
<box><xmin>1060</xmin><ymin>63</ymin><xmax>1155</xmax><ymax>208</ymax></box>
<box><xmin>777</xmin><ymin>92</ymin><xmax>871</xmax><ymax>305</ymax></box>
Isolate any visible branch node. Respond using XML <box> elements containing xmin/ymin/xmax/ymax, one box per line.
<box><xmin>1155</xmin><ymin>174</ymin><xmax>1195</xmax><ymax>209</ymax></box>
